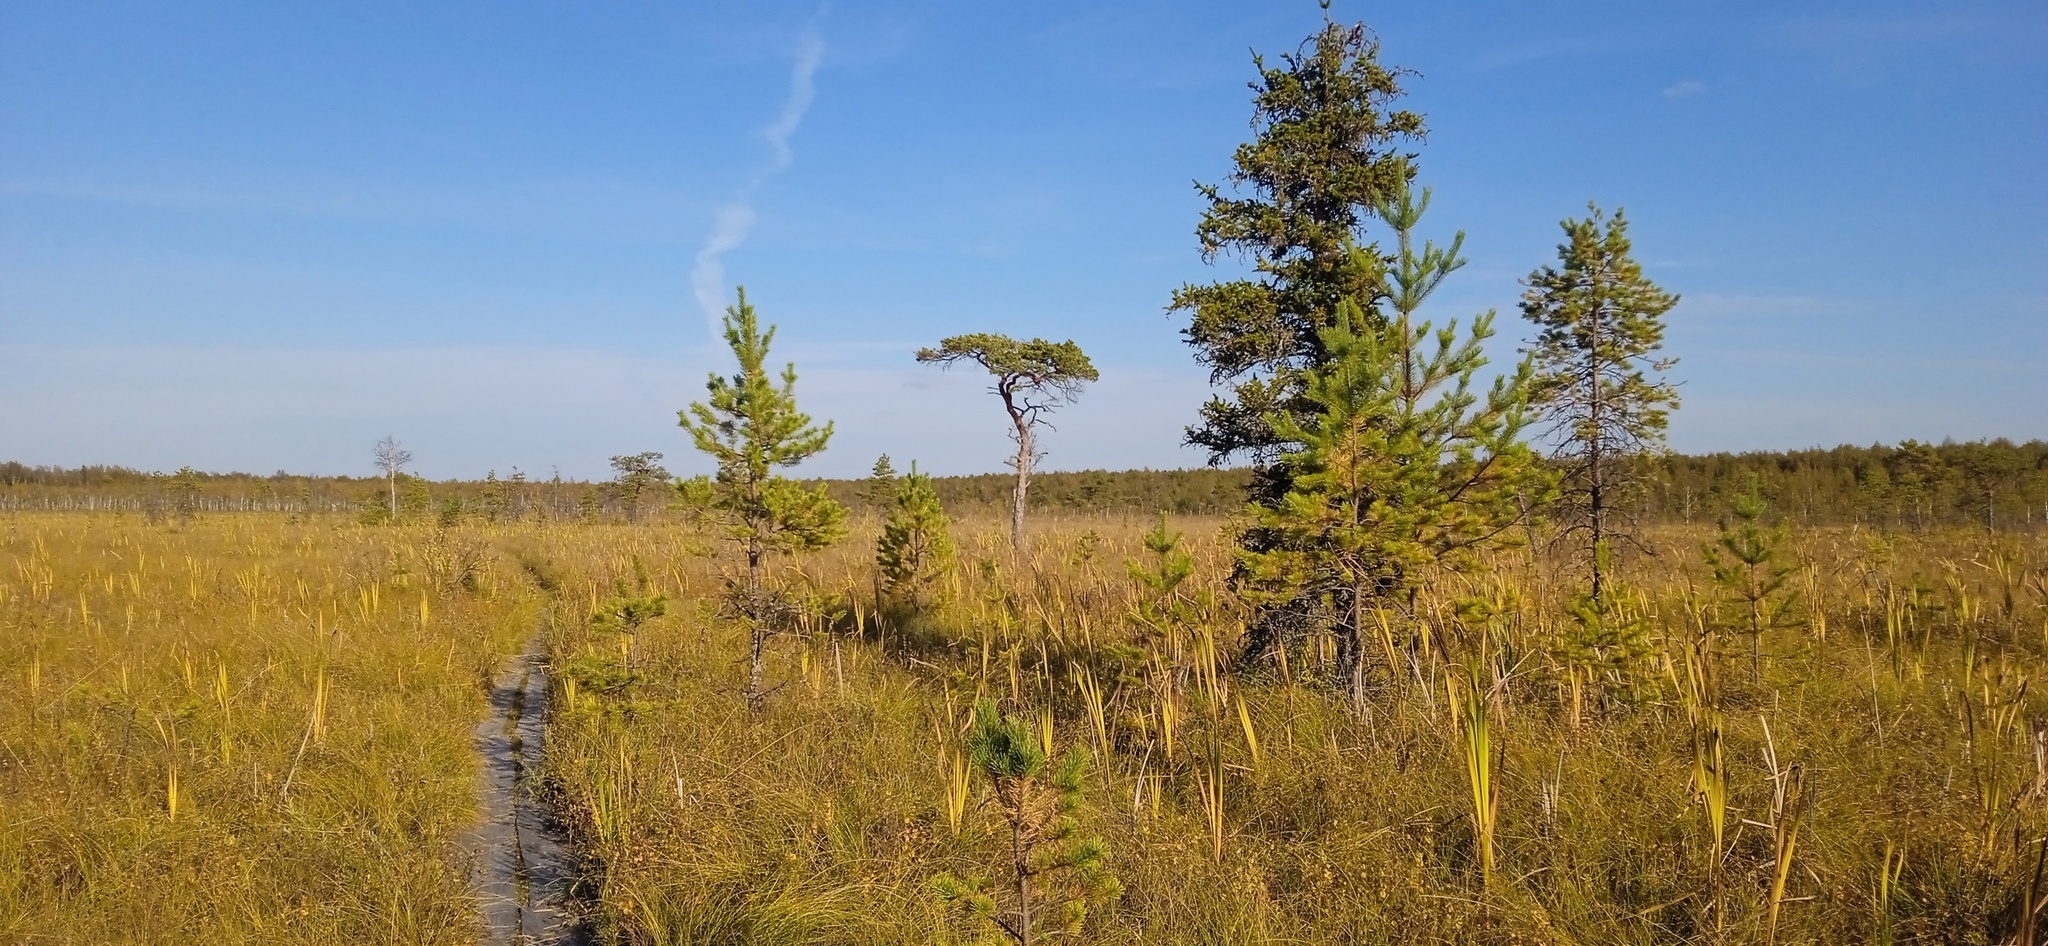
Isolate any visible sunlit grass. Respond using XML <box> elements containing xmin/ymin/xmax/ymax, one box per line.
<box><xmin>7</xmin><ymin>510</ymin><xmax>2045</xmax><ymax>944</ymax></box>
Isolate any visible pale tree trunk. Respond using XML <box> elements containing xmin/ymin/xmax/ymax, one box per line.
<box><xmin>1006</xmin><ymin>394</ymin><xmax>1033</xmax><ymax>552</ymax></box>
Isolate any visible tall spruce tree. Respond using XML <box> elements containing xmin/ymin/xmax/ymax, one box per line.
<box><xmin>1238</xmin><ymin>183</ymin><xmax>1551</xmax><ymax>684</ymax></box>
<box><xmin>1175</xmin><ymin>19</ymin><xmax>1423</xmax><ymax>465</ymax></box>
<box><xmin>1520</xmin><ymin>206</ymin><xmax>1679</xmax><ymax>601</ymax></box>
<box><xmin>677</xmin><ymin>287</ymin><xmax>848</xmax><ymax>709</ymax></box>
<box><xmin>1171</xmin><ymin>17</ymin><xmax>1426</xmax><ymax>661</ymax></box>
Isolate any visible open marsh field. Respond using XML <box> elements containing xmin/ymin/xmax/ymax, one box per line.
<box><xmin>6</xmin><ymin>510</ymin><xmax>2046</xmax><ymax>944</ymax></box>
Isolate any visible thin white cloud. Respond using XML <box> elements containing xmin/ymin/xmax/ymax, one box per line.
<box><xmin>764</xmin><ymin>29</ymin><xmax>826</xmax><ymax>174</ymax></box>
<box><xmin>1663</xmin><ymin>79</ymin><xmax>1706</xmax><ymax>98</ymax></box>
<box><xmin>689</xmin><ymin>12</ymin><xmax>829</xmax><ymax>338</ymax></box>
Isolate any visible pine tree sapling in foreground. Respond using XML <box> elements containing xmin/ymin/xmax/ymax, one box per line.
<box><xmin>590</xmin><ymin>557</ymin><xmax>667</xmax><ymax>678</ymax></box>
<box><xmin>1704</xmin><ymin>479</ymin><xmax>1799</xmax><ymax>683</ymax></box>
<box><xmin>875</xmin><ymin>463</ymin><xmax>954</xmax><ymax>613</ymax></box>
<box><xmin>1237</xmin><ymin>182</ymin><xmax>1552</xmax><ymax>683</ymax></box>
<box><xmin>676</xmin><ymin>286</ymin><xmax>848</xmax><ymax>709</ymax></box>
<box><xmin>1553</xmin><ymin>545</ymin><xmax>1658</xmax><ymax>720</ymax></box>
<box><xmin>931</xmin><ymin>699</ymin><xmax>1119</xmax><ymax>945</ymax></box>
<box><xmin>1520</xmin><ymin>205</ymin><xmax>1679</xmax><ymax>601</ymax></box>
<box><xmin>915</xmin><ymin>334</ymin><xmax>1098</xmax><ymax>551</ymax></box>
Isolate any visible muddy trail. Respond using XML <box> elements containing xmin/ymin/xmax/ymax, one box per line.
<box><xmin>467</xmin><ymin>638</ymin><xmax>589</xmax><ymax>946</ymax></box>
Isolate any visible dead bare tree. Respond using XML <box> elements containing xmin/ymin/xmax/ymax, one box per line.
<box><xmin>372</xmin><ymin>435</ymin><xmax>413</xmax><ymax>520</ymax></box>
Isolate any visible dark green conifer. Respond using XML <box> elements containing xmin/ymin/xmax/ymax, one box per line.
<box><xmin>1170</xmin><ymin>16</ymin><xmax>1429</xmax><ymax>663</ymax></box>
<box><xmin>1238</xmin><ymin>183</ymin><xmax>1551</xmax><ymax>685</ymax></box>
<box><xmin>1520</xmin><ymin>206</ymin><xmax>1679</xmax><ymax>601</ymax></box>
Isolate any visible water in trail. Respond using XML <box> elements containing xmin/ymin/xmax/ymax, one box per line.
<box><xmin>467</xmin><ymin>637</ymin><xmax>588</xmax><ymax>945</ymax></box>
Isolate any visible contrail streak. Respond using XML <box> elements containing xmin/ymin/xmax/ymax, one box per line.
<box><xmin>691</xmin><ymin>15</ymin><xmax>827</xmax><ymax>339</ymax></box>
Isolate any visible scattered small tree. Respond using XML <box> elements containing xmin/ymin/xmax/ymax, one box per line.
<box><xmin>931</xmin><ymin>699</ymin><xmax>1119</xmax><ymax>944</ymax></box>
<box><xmin>1704</xmin><ymin>479</ymin><xmax>1799</xmax><ymax>683</ymax></box>
<box><xmin>862</xmin><ymin>454</ymin><xmax>899</xmax><ymax>510</ymax></box>
<box><xmin>167</xmin><ymin>466</ymin><xmax>202</xmax><ymax>525</ymax></box>
<box><xmin>1519</xmin><ymin>205</ymin><xmax>1680</xmax><ymax>602</ymax></box>
<box><xmin>401</xmin><ymin>474</ymin><xmax>433</xmax><ymax>521</ymax></box>
<box><xmin>372</xmin><ymin>435</ymin><xmax>412</xmax><ymax>520</ymax></box>
<box><xmin>608</xmin><ymin>452</ymin><xmax>671</xmax><ymax>523</ymax></box>
<box><xmin>916</xmin><ymin>334</ymin><xmax>1098</xmax><ymax>551</ymax></box>
<box><xmin>591</xmin><ymin>557</ymin><xmax>667</xmax><ymax>677</ymax></box>
<box><xmin>876</xmin><ymin>463</ymin><xmax>954</xmax><ymax>613</ymax></box>
<box><xmin>1127</xmin><ymin>513</ymin><xmax>1198</xmax><ymax>646</ymax></box>
<box><xmin>677</xmin><ymin>287</ymin><xmax>848</xmax><ymax>709</ymax></box>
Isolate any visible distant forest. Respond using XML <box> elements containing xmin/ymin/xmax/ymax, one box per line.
<box><xmin>3</xmin><ymin>438</ymin><xmax>2045</xmax><ymax>529</ymax></box>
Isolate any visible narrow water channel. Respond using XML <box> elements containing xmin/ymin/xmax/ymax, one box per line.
<box><xmin>467</xmin><ymin>638</ymin><xmax>587</xmax><ymax>945</ymax></box>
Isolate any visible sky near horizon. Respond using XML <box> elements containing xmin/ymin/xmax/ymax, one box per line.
<box><xmin>2</xmin><ymin>1</ymin><xmax>2043</xmax><ymax>480</ymax></box>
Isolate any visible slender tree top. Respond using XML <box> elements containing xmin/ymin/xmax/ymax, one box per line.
<box><xmin>372</xmin><ymin>435</ymin><xmax>412</xmax><ymax>475</ymax></box>
<box><xmin>1520</xmin><ymin>205</ymin><xmax>1680</xmax><ymax>454</ymax></box>
<box><xmin>1520</xmin><ymin>206</ymin><xmax>1679</xmax><ymax>370</ymax></box>
<box><xmin>915</xmin><ymin>334</ymin><xmax>1099</xmax><ymax>416</ymax></box>
<box><xmin>679</xmin><ymin>287</ymin><xmax>834</xmax><ymax>485</ymax></box>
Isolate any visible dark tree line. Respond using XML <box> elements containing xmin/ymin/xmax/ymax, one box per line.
<box><xmin>5</xmin><ymin>442</ymin><xmax>2044</xmax><ymax>528</ymax></box>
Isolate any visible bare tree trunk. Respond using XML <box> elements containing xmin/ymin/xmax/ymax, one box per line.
<box><xmin>745</xmin><ymin>534</ymin><xmax>766</xmax><ymax>709</ymax></box>
<box><xmin>1014</xmin><ymin>822</ymin><xmax>1033</xmax><ymax>945</ymax></box>
<box><xmin>1008</xmin><ymin>405</ymin><xmax>1033</xmax><ymax>552</ymax></box>
<box><xmin>388</xmin><ymin>471</ymin><xmax>397</xmax><ymax>519</ymax></box>
<box><xmin>1587</xmin><ymin>297</ymin><xmax>1608</xmax><ymax>604</ymax></box>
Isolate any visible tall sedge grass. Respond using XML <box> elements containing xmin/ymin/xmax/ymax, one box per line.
<box><xmin>529</xmin><ymin>514</ymin><xmax>2048</xmax><ymax>944</ymax></box>
<box><xmin>0</xmin><ymin>513</ymin><xmax>532</xmax><ymax>943</ymax></box>
<box><xmin>9</xmin><ymin>509</ymin><xmax>2048</xmax><ymax>943</ymax></box>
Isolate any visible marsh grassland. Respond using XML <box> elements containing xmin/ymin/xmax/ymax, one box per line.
<box><xmin>4</xmin><ymin>511</ymin><xmax>2046</xmax><ymax>944</ymax></box>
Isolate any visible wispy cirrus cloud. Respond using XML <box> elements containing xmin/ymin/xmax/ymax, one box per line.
<box><xmin>690</xmin><ymin>12</ymin><xmax>829</xmax><ymax>339</ymax></box>
<box><xmin>1663</xmin><ymin>79</ymin><xmax>1706</xmax><ymax>98</ymax></box>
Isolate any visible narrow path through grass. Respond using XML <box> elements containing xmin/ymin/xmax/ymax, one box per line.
<box><xmin>466</xmin><ymin>630</ymin><xmax>587</xmax><ymax>946</ymax></box>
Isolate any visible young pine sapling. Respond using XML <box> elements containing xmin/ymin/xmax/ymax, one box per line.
<box><xmin>931</xmin><ymin>699</ymin><xmax>1119</xmax><ymax>944</ymax></box>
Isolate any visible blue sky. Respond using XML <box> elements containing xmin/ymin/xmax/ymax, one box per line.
<box><xmin>2</xmin><ymin>1</ymin><xmax>2042</xmax><ymax>479</ymax></box>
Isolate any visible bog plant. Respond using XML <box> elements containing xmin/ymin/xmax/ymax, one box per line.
<box><xmin>930</xmin><ymin>699</ymin><xmax>1120</xmax><ymax>944</ymax></box>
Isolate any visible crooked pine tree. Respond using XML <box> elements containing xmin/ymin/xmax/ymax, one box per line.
<box><xmin>676</xmin><ymin>287</ymin><xmax>847</xmax><ymax>709</ymax></box>
<box><xmin>1169</xmin><ymin>17</ymin><xmax>1426</xmax><ymax>663</ymax></box>
<box><xmin>1519</xmin><ymin>206</ymin><xmax>1680</xmax><ymax>602</ymax></box>
<box><xmin>1237</xmin><ymin>182</ymin><xmax>1551</xmax><ymax>694</ymax></box>
<box><xmin>915</xmin><ymin>334</ymin><xmax>1097</xmax><ymax>551</ymax></box>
